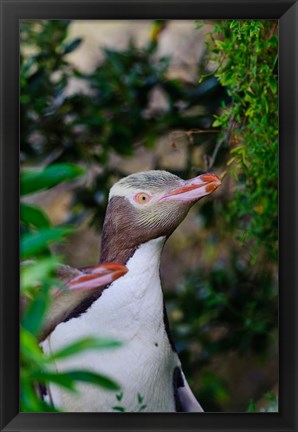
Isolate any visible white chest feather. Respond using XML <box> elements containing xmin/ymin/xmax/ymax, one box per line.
<box><xmin>42</xmin><ymin>237</ymin><xmax>180</xmax><ymax>412</ymax></box>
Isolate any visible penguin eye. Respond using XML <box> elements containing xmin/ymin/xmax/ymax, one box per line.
<box><xmin>134</xmin><ymin>192</ymin><xmax>152</xmax><ymax>205</ymax></box>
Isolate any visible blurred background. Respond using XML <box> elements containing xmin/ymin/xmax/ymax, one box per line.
<box><xmin>20</xmin><ymin>20</ymin><xmax>278</xmax><ymax>412</ymax></box>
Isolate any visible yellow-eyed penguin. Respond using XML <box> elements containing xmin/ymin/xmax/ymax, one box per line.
<box><xmin>38</xmin><ymin>262</ymin><xmax>128</xmax><ymax>342</ymax></box>
<box><xmin>41</xmin><ymin>170</ymin><xmax>221</xmax><ymax>412</ymax></box>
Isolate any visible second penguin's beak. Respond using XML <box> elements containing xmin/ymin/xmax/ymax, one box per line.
<box><xmin>67</xmin><ymin>263</ymin><xmax>128</xmax><ymax>292</ymax></box>
<box><xmin>158</xmin><ymin>173</ymin><xmax>221</xmax><ymax>203</ymax></box>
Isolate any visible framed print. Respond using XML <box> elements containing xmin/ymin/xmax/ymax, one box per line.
<box><xmin>0</xmin><ymin>1</ymin><xmax>297</xmax><ymax>431</ymax></box>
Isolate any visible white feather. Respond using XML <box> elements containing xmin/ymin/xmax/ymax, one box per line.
<box><xmin>42</xmin><ymin>237</ymin><xmax>181</xmax><ymax>412</ymax></box>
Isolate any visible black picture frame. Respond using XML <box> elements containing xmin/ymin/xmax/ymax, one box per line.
<box><xmin>0</xmin><ymin>1</ymin><xmax>297</xmax><ymax>431</ymax></box>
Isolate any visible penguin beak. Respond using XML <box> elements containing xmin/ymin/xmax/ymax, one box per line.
<box><xmin>67</xmin><ymin>263</ymin><xmax>128</xmax><ymax>292</ymax></box>
<box><xmin>158</xmin><ymin>173</ymin><xmax>221</xmax><ymax>203</ymax></box>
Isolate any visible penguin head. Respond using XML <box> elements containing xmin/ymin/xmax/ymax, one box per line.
<box><xmin>101</xmin><ymin>170</ymin><xmax>221</xmax><ymax>263</ymax></box>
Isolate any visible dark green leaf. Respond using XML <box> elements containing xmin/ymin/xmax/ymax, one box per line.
<box><xmin>116</xmin><ymin>392</ymin><xmax>123</xmax><ymax>402</ymax></box>
<box><xmin>35</xmin><ymin>370</ymin><xmax>121</xmax><ymax>392</ymax></box>
<box><xmin>63</xmin><ymin>38</ymin><xmax>82</xmax><ymax>55</ymax></box>
<box><xmin>268</xmin><ymin>78</ymin><xmax>277</xmax><ymax>94</ymax></box>
<box><xmin>32</xmin><ymin>371</ymin><xmax>77</xmax><ymax>391</ymax></box>
<box><xmin>22</xmin><ymin>283</ymin><xmax>50</xmax><ymax>335</ymax></box>
<box><xmin>113</xmin><ymin>406</ymin><xmax>125</xmax><ymax>412</ymax></box>
<box><xmin>21</xmin><ymin>257</ymin><xmax>59</xmax><ymax>292</ymax></box>
<box><xmin>21</xmin><ymin>163</ymin><xmax>85</xmax><ymax>196</ymax></box>
<box><xmin>20</xmin><ymin>328</ymin><xmax>45</xmax><ymax>364</ymax></box>
<box><xmin>48</xmin><ymin>337</ymin><xmax>122</xmax><ymax>361</ymax></box>
<box><xmin>21</xmin><ymin>227</ymin><xmax>72</xmax><ymax>259</ymax></box>
<box><xmin>20</xmin><ymin>378</ymin><xmax>57</xmax><ymax>412</ymax></box>
<box><xmin>137</xmin><ymin>393</ymin><xmax>144</xmax><ymax>404</ymax></box>
<box><xmin>34</xmin><ymin>370</ymin><xmax>120</xmax><ymax>391</ymax></box>
<box><xmin>65</xmin><ymin>370</ymin><xmax>120</xmax><ymax>391</ymax></box>
<box><xmin>20</xmin><ymin>203</ymin><xmax>51</xmax><ymax>228</ymax></box>
<box><xmin>247</xmin><ymin>399</ymin><xmax>256</xmax><ymax>412</ymax></box>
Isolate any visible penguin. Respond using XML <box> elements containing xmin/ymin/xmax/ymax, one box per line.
<box><xmin>41</xmin><ymin>170</ymin><xmax>221</xmax><ymax>412</ymax></box>
<box><xmin>30</xmin><ymin>261</ymin><xmax>127</xmax><ymax>404</ymax></box>
<box><xmin>38</xmin><ymin>262</ymin><xmax>128</xmax><ymax>342</ymax></box>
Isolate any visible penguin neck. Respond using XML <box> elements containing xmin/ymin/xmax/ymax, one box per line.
<box><xmin>105</xmin><ymin>236</ymin><xmax>166</xmax><ymax>307</ymax></box>
<box><xmin>99</xmin><ymin>223</ymin><xmax>137</xmax><ymax>266</ymax></box>
<box><xmin>93</xmin><ymin>236</ymin><xmax>167</xmax><ymax>336</ymax></box>
<box><xmin>120</xmin><ymin>236</ymin><xmax>166</xmax><ymax>300</ymax></box>
<box><xmin>99</xmin><ymin>224</ymin><xmax>139</xmax><ymax>266</ymax></box>
<box><xmin>99</xmin><ymin>198</ymin><xmax>139</xmax><ymax>265</ymax></box>
<box><xmin>99</xmin><ymin>196</ymin><xmax>169</xmax><ymax>265</ymax></box>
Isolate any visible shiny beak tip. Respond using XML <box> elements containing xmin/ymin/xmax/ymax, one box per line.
<box><xmin>200</xmin><ymin>173</ymin><xmax>221</xmax><ymax>185</ymax></box>
<box><xmin>101</xmin><ymin>262</ymin><xmax>128</xmax><ymax>272</ymax></box>
<box><xmin>206</xmin><ymin>182</ymin><xmax>219</xmax><ymax>193</ymax></box>
<box><xmin>108</xmin><ymin>264</ymin><xmax>128</xmax><ymax>280</ymax></box>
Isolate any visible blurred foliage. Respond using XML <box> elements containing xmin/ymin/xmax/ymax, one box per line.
<box><xmin>204</xmin><ymin>20</ymin><xmax>278</xmax><ymax>261</ymax></box>
<box><xmin>167</xmin><ymin>251</ymin><xmax>277</xmax><ymax>410</ymax></box>
<box><xmin>112</xmin><ymin>392</ymin><xmax>147</xmax><ymax>412</ymax></box>
<box><xmin>20</xmin><ymin>20</ymin><xmax>278</xmax><ymax>412</ymax></box>
<box><xmin>20</xmin><ymin>164</ymin><xmax>121</xmax><ymax>411</ymax></box>
<box><xmin>169</xmin><ymin>255</ymin><xmax>277</xmax><ymax>359</ymax></box>
<box><xmin>165</xmin><ymin>20</ymin><xmax>278</xmax><ymax>411</ymax></box>
<box><xmin>247</xmin><ymin>392</ymin><xmax>278</xmax><ymax>412</ymax></box>
<box><xmin>20</xmin><ymin>19</ymin><xmax>227</xmax><ymax>226</ymax></box>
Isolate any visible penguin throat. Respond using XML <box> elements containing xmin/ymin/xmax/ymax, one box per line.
<box><xmin>109</xmin><ymin>236</ymin><xmax>167</xmax><ymax>302</ymax></box>
<box><xmin>62</xmin><ymin>236</ymin><xmax>166</xmax><ymax>324</ymax></box>
<box><xmin>100</xmin><ymin>244</ymin><xmax>138</xmax><ymax>266</ymax></box>
<box><xmin>99</xmin><ymin>223</ymin><xmax>165</xmax><ymax>266</ymax></box>
<box><xmin>98</xmin><ymin>235</ymin><xmax>177</xmax><ymax>351</ymax></box>
<box><xmin>84</xmin><ymin>236</ymin><xmax>168</xmax><ymax>335</ymax></box>
<box><xmin>128</xmin><ymin>236</ymin><xmax>166</xmax><ymax>270</ymax></box>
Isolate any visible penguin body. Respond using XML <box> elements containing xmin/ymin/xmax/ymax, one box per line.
<box><xmin>42</xmin><ymin>170</ymin><xmax>220</xmax><ymax>412</ymax></box>
<box><xmin>42</xmin><ymin>237</ymin><xmax>180</xmax><ymax>412</ymax></box>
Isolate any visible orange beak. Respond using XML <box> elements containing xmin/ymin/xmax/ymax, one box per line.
<box><xmin>158</xmin><ymin>173</ymin><xmax>221</xmax><ymax>203</ymax></box>
<box><xmin>67</xmin><ymin>263</ymin><xmax>128</xmax><ymax>292</ymax></box>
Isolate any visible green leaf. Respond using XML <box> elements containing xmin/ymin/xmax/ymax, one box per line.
<box><xmin>32</xmin><ymin>371</ymin><xmax>77</xmax><ymax>391</ymax></box>
<box><xmin>195</xmin><ymin>22</ymin><xmax>204</xmax><ymax>30</ymax></box>
<box><xmin>21</xmin><ymin>163</ymin><xmax>85</xmax><ymax>196</ymax></box>
<box><xmin>34</xmin><ymin>370</ymin><xmax>121</xmax><ymax>392</ymax></box>
<box><xmin>113</xmin><ymin>406</ymin><xmax>125</xmax><ymax>412</ymax></box>
<box><xmin>62</xmin><ymin>38</ymin><xmax>82</xmax><ymax>55</ymax></box>
<box><xmin>230</xmin><ymin>20</ymin><xmax>239</xmax><ymax>29</ymax></box>
<box><xmin>137</xmin><ymin>393</ymin><xmax>144</xmax><ymax>404</ymax></box>
<box><xmin>214</xmin><ymin>40</ymin><xmax>226</xmax><ymax>50</ymax></box>
<box><xmin>21</xmin><ymin>227</ymin><xmax>73</xmax><ymax>259</ymax></box>
<box><xmin>116</xmin><ymin>392</ymin><xmax>123</xmax><ymax>402</ymax></box>
<box><xmin>268</xmin><ymin>78</ymin><xmax>277</xmax><ymax>94</ymax></box>
<box><xmin>21</xmin><ymin>256</ymin><xmax>59</xmax><ymax>292</ymax></box>
<box><xmin>20</xmin><ymin>203</ymin><xmax>51</xmax><ymax>228</ymax></box>
<box><xmin>20</xmin><ymin>376</ymin><xmax>57</xmax><ymax>412</ymax></box>
<box><xmin>212</xmin><ymin>118</ymin><xmax>222</xmax><ymax>127</ymax></box>
<box><xmin>265</xmin><ymin>391</ymin><xmax>276</xmax><ymax>403</ymax></box>
<box><xmin>47</xmin><ymin>337</ymin><xmax>122</xmax><ymax>361</ymax></box>
<box><xmin>65</xmin><ymin>370</ymin><xmax>120</xmax><ymax>391</ymax></box>
<box><xmin>247</xmin><ymin>399</ymin><xmax>256</xmax><ymax>412</ymax></box>
<box><xmin>20</xmin><ymin>327</ymin><xmax>46</xmax><ymax>364</ymax></box>
<box><xmin>22</xmin><ymin>282</ymin><xmax>50</xmax><ymax>335</ymax></box>
<box><xmin>33</xmin><ymin>370</ymin><xmax>120</xmax><ymax>391</ymax></box>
